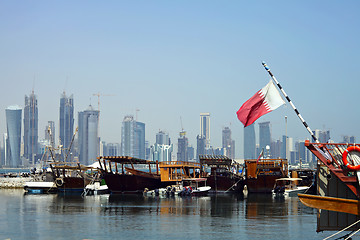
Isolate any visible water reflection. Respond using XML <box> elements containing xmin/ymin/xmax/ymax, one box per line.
<box><xmin>0</xmin><ymin>189</ymin><xmax>322</xmax><ymax>240</ymax></box>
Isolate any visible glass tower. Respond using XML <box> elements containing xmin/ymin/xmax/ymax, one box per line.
<box><xmin>258</xmin><ymin>121</ymin><xmax>271</xmax><ymax>157</ymax></box>
<box><xmin>244</xmin><ymin>123</ymin><xmax>256</xmax><ymax>159</ymax></box>
<box><xmin>23</xmin><ymin>91</ymin><xmax>38</xmax><ymax>163</ymax></box>
<box><xmin>60</xmin><ymin>92</ymin><xmax>74</xmax><ymax>155</ymax></box>
<box><xmin>121</xmin><ymin>115</ymin><xmax>145</xmax><ymax>159</ymax></box>
<box><xmin>6</xmin><ymin>106</ymin><xmax>22</xmax><ymax>167</ymax></box>
<box><xmin>200</xmin><ymin>113</ymin><xmax>210</xmax><ymax>149</ymax></box>
<box><xmin>78</xmin><ymin>105</ymin><xmax>99</xmax><ymax>165</ymax></box>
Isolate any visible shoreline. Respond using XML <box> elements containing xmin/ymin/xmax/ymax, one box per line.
<box><xmin>0</xmin><ymin>177</ymin><xmax>32</xmax><ymax>189</ymax></box>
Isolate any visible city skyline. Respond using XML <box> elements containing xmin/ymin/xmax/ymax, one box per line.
<box><xmin>1</xmin><ymin>2</ymin><xmax>360</xmax><ymax>159</ymax></box>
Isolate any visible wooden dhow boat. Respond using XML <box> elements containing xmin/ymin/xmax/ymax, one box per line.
<box><xmin>298</xmin><ymin>141</ymin><xmax>360</xmax><ymax>232</ymax></box>
<box><xmin>98</xmin><ymin>156</ymin><xmax>209</xmax><ymax>194</ymax></box>
<box><xmin>199</xmin><ymin>155</ymin><xmax>245</xmax><ymax>193</ymax></box>
<box><xmin>244</xmin><ymin>158</ymin><xmax>288</xmax><ymax>193</ymax></box>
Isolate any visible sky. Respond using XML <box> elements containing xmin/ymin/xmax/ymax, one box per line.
<box><xmin>1</xmin><ymin>1</ymin><xmax>360</xmax><ymax>158</ymax></box>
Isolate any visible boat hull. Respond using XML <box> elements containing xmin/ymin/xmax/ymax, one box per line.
<box><xmin>246</xmin><ymin>175</ymin><xmax>281</xmax><ymax>193</ymax></box>
<box><xmin>103</xmin><ymin>173</ymin><xmax>168</xmax><ymax>194</ymax></box>
<box><xmin>56</xmin><ymin>177</ymin><xmax>90</xmax><ymax>193</ymax></box>
<box><xmin>298</xmin><ymin>193</ymin><xmax>360</xmax><ymax>216</ymax></box>
<box><xmin>206</xmin><ymin>175</ymin><xmax>245</xmax><ymax>193</ymax></box>
<box><xmin>24</xmin><ymin>181</ymin><xmax>58</xmax><ymax>194</ymax></box>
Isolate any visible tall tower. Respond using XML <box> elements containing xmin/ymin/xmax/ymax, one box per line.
<box><xmin>200</xmin><ymin>112</ymin><xmax>210</xmax><ymax>149</ymax></box>
<box><xmin>196</xmin><ymin>135</ymin><xmax>206</xmax><ymax>160</ymax></box>
<box><xmin>60</xmin><ymin>92</ymin><xmax>74</xmax><ymax>155</ymax></box>
<box><xmin>258</xmin><ymin>121</ymin><xmax>271</xmax><ymax>156</ymax></box>
<box><xmin>6</xmin><ymin>106</ymin><xmax>22</xmax><ymax>167</ymax></box>
<box><xmin>156</xmin><ymin>130</ymin><xmax>170</xmax><ymax>145</ymax></box>
<box><xmin>120</xmin><ymin>115</ymin><xmax>145</xmax><ymax>159</ymax></box>
<box><xmin>152</xmin><ymin>130</ymin><xmax>172</xmax><ymax>162</ymax></box>
<box><xmin>78</xmin><ymin>105</ymin><xmax>99</xmax><ymax>165</ymax></box>
<box><xmin>177</xmin><ymin>131</ymin><xmax>188</xmax><ymax>161</ymax></box>
<box><xmin>24</xmin><ymin>91</ymin><xmax>38</xmax><ymax>163</ymax></box>
<box><xmin>244</xmin><ymin>123</ymin><xmax>256</xmax><ymax>159</ymax></box>
<box><xmin>222</xmin><ymin>126</ymin><xmax>235</xmax><ymax>159</ymax></box>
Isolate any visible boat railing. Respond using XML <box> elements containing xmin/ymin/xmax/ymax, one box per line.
<box><xmin>305</xmin><ymin>140</ymin><xmax>360</xmax><ymax>197</ymax></box>
<box><xmin>159</xmin><ymin>161</ymin><xmax>201</xmax><ymax>168</ymax></box>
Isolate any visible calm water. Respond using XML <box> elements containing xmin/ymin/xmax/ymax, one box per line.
<box><xmin>0</xmin><ymin>190</ymin><xmax>333</xmax><ymax>240</ymax></box>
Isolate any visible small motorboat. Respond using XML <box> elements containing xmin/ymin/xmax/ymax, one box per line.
<box><xmin>24</xmin><ymin>181</ymin><xmax>57</xmax><ymax>194</ymax></box>
<box><xmin>178</xmin><ymin>178</ymin><xmax>211</xmax><ymax>196</ymax></box>
<box><xmin>272</xmin><ymin>178</ymin><xmax>310</xmax><ymax>197</ymax></box>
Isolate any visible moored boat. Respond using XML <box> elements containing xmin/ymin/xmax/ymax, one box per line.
<box><xmin>244</xmin><ymin>158</ymin><xmax>288</xmax><ymax>193</ymax></box>
<box><xmin>272</xmin><ymin>177</ymin><xmax>310</xmax><ymax>197</ymax></box>
<box><xmin>199</xmin><ymin>155</ymin><xmax>245</xmax><ymax>193</ymax></box>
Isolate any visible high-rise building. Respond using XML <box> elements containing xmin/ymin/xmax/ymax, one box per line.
<box><xmin>200</xmin><ymin>113</ymin><xmax>210</xmax><ymax>149</ymax></box>
<box><xmin>258</xmin><ymin>121</ymin><xmax>271</xmax><ymax>156</ymax></box>
<box><xmin>196</xmin><ymin>135</ymin><xmax>206</xmax><ymax>160</ymax></box>
<box><xmin>60</xmin><ymin>92</ymin><xmax>74</xmax><ymax>154</ymax></box>
<box><xmin>23</xmin><ymin>91</ymin><xmax>38</xmax><ymax>163</ymax></box>
<box><xmin>156</xmin><ymin>130</ymin><xmax>170</xmax><ymax>145</ymax></box>
<box><xmin>134</xmin><ymin>121</ymin><xmax>145</xmax><ymax>159</ymax></box>
<box><xmin>244</xmin><ymin>123</ymin><xmax>256</xmax><ymax>159</ymax></box>
<box><xmin>78</xmin><ymin>105</ymin><xmax>99</xmax><ymax>165</ymax></box>
<box><xmin>45</xmin><ymin>121</ymin><xmax>55</xmax><ymax>148</ymax></box>
<box><xmin>313</xmin><ymin>129</ymin><xmax>330</xmax><ymax>143</ymax></box>
<box><xmin>120</xmin><ymin>115</ymin><xmax>145</xmax><ymax>159</ymax></box>
<box><xmin>151</xmin><ymin>144</ymin><xmax>173</xmax><ymax>162</ymax></box>
<box><xmin>177</xmin><ymin>131</ymin><xmax>188</xmax><ymax>161</ymax></box>
<box><xmin>6</xmin><ymin>106</ymin><xmax>22</xmax><ymax>167</ymax></box>
<box><xmin>222</xmin><ymin>126</ymin><xmax>235</xmax><ymax>159</ymax></box>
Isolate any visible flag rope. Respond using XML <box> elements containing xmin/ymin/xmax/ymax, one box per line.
<box><xmin>262</xmin><ymin>62</ymin><xmax>319</xmax><ymax>143</ymax></box>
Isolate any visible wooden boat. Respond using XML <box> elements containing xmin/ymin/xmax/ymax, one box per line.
<box><xmin>49</xmin><ymin>162</ymin><xmax>93</xmax><ymax>193</ymax></box>
<box><xmin>98</xmin><ymin>156</ymin><xmax>166</xmax><ymax>194</ymax></box>
<box><xmin>98</xmin><ymin>156</ymin><xmax>209</xmax><ymax>194</ymax></box>
<box><xmin>199</xmin><ymin>155</ymin><xmax>245</xmax><ymax>193</ymax></box>
<box><xmin>299</xmin><ymin>141</ymin><xmax>360</xmax><ymax>232</ymax></box>
<box><xmin>244</xmin><ymin>158</ymin><xmax>288</xmax><ymax>193</ymax></box>
<box><xmin>272</xmin><ymin>178</ymin><xmax>310</xmax><ymax>197</ymax></box>
<box><xmin>298</xmin><ymin>193</ymin><xmax>360</xmax><ymax>216</ymax></box>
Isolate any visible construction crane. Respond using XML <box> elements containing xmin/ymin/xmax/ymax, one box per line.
<box><xmin>92</xmin><ymin>92</ymin><xmax>115</xmax><ymax>112</ymax></box>
<box><xmin>180</xmin><ymin>116</ymin><xmax>186</xmax><ymax>137</ymax></box>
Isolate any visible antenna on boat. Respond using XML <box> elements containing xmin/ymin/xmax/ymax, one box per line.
<box><xmin>262</xmin><ymin>62</ymin><xmax>319</xmax><ymax>143</ymax></box>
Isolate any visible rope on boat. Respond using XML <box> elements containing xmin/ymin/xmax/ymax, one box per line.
<box><xmin>345</xmin><ymin>228</ymin><xmax>360</xmax><ymax>240</ymax></box>
<box><xmin>225</xmin><ymin>178</ymin><xmax>243</xmax><ymax>193</ymax></box>
<box><xmin>322</xmin><ymin>219</ymin><xmax>360</xmax><ymax>240</ymax></box>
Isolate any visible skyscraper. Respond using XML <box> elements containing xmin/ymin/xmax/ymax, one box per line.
<box><xmin>258</xmin><ymin>121</ymin><xmax>271</xmax><ymax>156</ymax></box>
<box><xmin>120</xmin><ymin>115</ymin><xmax>145</xmax><ymax>159</ymax></box>
<box><xmin>151</xmin><ymin>130</ymin><xmax>173</xmax><ymax>162</ymax></box>
<box><xmin>23</xmin><ymin>91</ymin><xmax>38</xmax><ymax>163</ymax></box>
<box><xmin>244</xmin><ymin>123</ymin><xmax>256</xmax><ymax>159</ymax></box>
<box><xmin>78</xmin><ymin>105</ymin><xmax>99</xmax><ymax>165</ymax></box>
<box><xmin>196</xmin><ymin>135</ymin><xmax>206</xmax><ymax>160</ymax></box>
<box><xmin>200</xmin><ymin>113</ymin><xmax>210</xmax><ymax>149</ymax></box>
<box><xmin>6</xmin><ymin>106</ymin><xmax>22</xmax><ymax>167</ymax></box>
<box><xmin>222</xmin><ymin>126</ymin><xmax>235</xmax><ymax>159</ymax></box>
<box><xmin>177</xmin><ymin>131</ymin><xmax>188</xmax><ymax>161</ymax></box>
<box><xmin>60</xmin><ymin>92</ymin><xmax>74</xmax><ymax>154</ymax></box>
<box><xmin>156</xmin><ymin>130</ymin><xmax>170</xmax><ymax>145</ymax></box>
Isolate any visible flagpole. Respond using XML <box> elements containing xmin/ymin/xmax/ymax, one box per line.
<box><xmin>262</xmin><ymin>62</ymin><xmax>319</xmax><ymax>143</ymax></box>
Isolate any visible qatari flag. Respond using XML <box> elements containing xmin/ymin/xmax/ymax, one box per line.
<box><xmin>237</xmin><ymin>80</ymin><xmax>285</xmax><ymax>127</ymax></box>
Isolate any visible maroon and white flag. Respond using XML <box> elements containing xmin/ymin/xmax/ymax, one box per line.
<box><xmin>237</xmin><ymin>80</ymin><xmax>285</xmax><ymax>127</ymax></box>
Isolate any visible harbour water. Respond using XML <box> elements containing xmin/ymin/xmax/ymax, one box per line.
<box><xmin>0</xmin><ymin>190</ymin><xmax>336</xmax><ymax>240</ymax></box>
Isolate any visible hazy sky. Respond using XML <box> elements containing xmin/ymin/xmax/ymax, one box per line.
<box><xmin>1</xmin><ymin>1</ymin><xmax>360</xmax><ymax>158</ymax></box>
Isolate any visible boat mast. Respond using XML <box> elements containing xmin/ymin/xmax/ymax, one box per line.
<box><xmin>262</xmin><ymin>62</ymin><xmax>319</xmax><ymax>144</ymax></box>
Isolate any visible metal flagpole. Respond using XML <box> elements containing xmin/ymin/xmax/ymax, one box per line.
<box><xmin>262</xmin><ymin>61</ymin><xmax>319</xmax><ymax>143</ymax></box>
